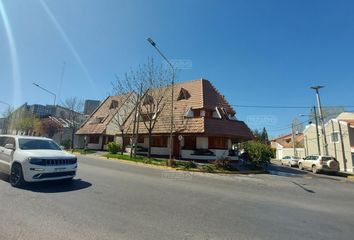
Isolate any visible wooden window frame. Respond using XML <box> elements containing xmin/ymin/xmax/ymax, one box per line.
<box><xmin>208</xmin><ymin>137</ymin><xmax>228</xmax><ymax>149</ymax></box>
<box><xmin>151</xmin><ymin>136</ymin><xmax>168</xmax><ymax>147</ymax></box>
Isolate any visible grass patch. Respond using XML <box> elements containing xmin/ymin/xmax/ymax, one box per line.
<box><xmin>72</xmin><ymin>149</ymin><xmax>96</xmax><ymax>155</ymax></box>
<box><xmin>104</xmin><ymin>153</ymin><xmax>167</xmax><ymax>166</ymax></box>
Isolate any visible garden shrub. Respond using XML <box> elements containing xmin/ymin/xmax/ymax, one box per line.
<box><xmin>107</xmin><ymin>142</ymin><xmax>121</xmax><ymax>154</ymax></box>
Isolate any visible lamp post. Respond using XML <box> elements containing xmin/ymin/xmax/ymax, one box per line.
<box><xmin>0</xmin><ymin>100</ymin><xmax>10</xmax><ymax>108</ymax></box>
<box><xmin>146</xmin><ymin>37</ymin><xmax>175</xmax><ymax>161</ymax></box>
<box><xmin>32</xmin><ymin>83</ymin><xmax>56</xmax><ymax>106</ymax></box>
<box><xmin>310</xmin><ymin>86</ymin><xmax>328</xmax><ymax>155</ymax></box>
<box><xmin>300</xmin><ymin>107</ymin><xmax>321</xmax><ymax>155</ymax></box>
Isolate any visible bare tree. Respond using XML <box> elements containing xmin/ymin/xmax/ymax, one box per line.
<box><xmin>63</xmin><ymin>97</ymin><xmax>83</xmax><ymax>149</ymax></box>
<box><xmin>108</xmin><ymin>93</ymin><xmax>136</xmax><ymax>155</ymax></box>
<box><xmin>39</xmin><ymin>118</ymin><xmax>62</xmax><ymax>138</ymax></box>
<box><xmin>113</xmin><ymin>58</ymin><xmax>171</xmax><ymax>158</ymax></box>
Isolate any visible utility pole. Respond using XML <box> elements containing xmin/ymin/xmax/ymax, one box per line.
<box><xmin>310</xmin><ymin>86</ymin><xmax>328</xmax><ymax>155</ymax></box>
<box><xmin>291</xmin><ymin>119</ymin><xmax>296</xmax><ymax>157</ymax></box>
<box><xmin>313</xmin><ymin>106</ymin><xmax>321</xmax><ymax>155</ymax></box>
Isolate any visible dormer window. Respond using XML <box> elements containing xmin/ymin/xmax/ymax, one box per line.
<box><xmin>177</xmin><ymin>88</ymin><xmax>191</xmax><ymax>101</ymax></box>
<box><xmin>213</xmin><ymin>107</ymin><xmax>222</xmax><ymax>119</ymax></box>
<box><xmin>184</xmin><ymin>107</ymin><xmax>193</xmax><ymax>118</ymax></box>
<box><xmin>90</xmin><ymin>116</ymin><xmax>105</xmax><ymax>124</ymax></box>
<box><xmin>109</xmin><ymin>100</ymin><xmax>118</xmax><ymax>109</ymax></box>
<box><xmin>143</xmin><ymin>95</ymin><xmax>154</xmax><ymax>105</ymax></box>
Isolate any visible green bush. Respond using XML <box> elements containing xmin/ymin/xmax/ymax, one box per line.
<box><xmin>60</xmin><ymin>139</ymin><xmax>71</xmax><ymax>149</ymax></box>
<box><xmin>213</xmin><ymin>158</ymin><xmax>233</xmax><ymax>170</ymax></box>
<box><xmin>107</xmin><ymin>142</ymin><xmax>121</xmax><ymax>154</ymax></box>
<box><xmin>241</xmin><ymin>141</ymin><xmax>273</xmax><ymax>168</ymax></box>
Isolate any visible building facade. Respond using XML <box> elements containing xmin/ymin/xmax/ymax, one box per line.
<box><xmin>77</xmin><ymin>79</ymin><xmax>254</xmax><ymax>160</ymax></box>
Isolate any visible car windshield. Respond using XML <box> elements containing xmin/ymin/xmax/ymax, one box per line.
<box><xmin>19</xmin><ymin>139</ymin><xmax>61</xmax><ymax>150</ymax></box>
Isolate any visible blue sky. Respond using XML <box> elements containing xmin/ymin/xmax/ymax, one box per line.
<box><xmin>1</xmin><ymin>0</ymin><xmax>354</xmax><ymax>137</ymax></box>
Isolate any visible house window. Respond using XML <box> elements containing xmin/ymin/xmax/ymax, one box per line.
<box><xmin>208</xmin><ymin>137</ymin><xmax>228</xmax><ymax>149</ymax></box>
<box><xmin>88</xmin><ymin>135</ymin><xmax>100</xmax><ymax>144</ymax></box>
<box><xmin>183</xmin><ymin>136</ymin><xmax>196</xmax><ymax>149</ymax></box>
<box><xmin>90</xmin><ymin>116</ymin><xmax>104</xmax><ymax>124</ymax></box>
<box><xmin>138</xmin><ymin>135</ymin><xmax>144</xmax><ymax>143</ymax></box>
<box><xmin>177</xmin><ymin>88</ymin><xmax>191</xmax><ymax>100</ymax></box>
<box><xmin>204</xmin><ymin>110</ymin><xmax>213</xmax><ymax>118</ymax></box>
<box><xmin>143</xmin><ymin>95</ymin><xmax>154</xmax><ymax>105</ymax></box>
<box><xmin>106</xmin><ymin>135</ymin><xmax>114</xmax><ymax>143</ymax></box>
<box><xmin>123</xmin><ymin>137</ymin><xmax>130</xmax><ymax>146</ymax></box>
<box><xmin>331</xmin><ymin>132</ymin><xmax>339</xmax><ymax>143</ymax></box>
<box><xmin>193</xmin><ymin>109</ymin><xmax>201</xmax><ymax>117</ymax></box>
<box><xmin>184</xmin><ymin>107</ymin><xmax>193</xmax><ymax>118</ymax></box>
<box><xmin>109</xmin><ymin>100</ymin><xmax>118</xmax><ymax>109</ymax></box>
<box><xmin>151</xmin><ymin>136</ymin><xmax>168</xmax><ymax>147</ymax></box>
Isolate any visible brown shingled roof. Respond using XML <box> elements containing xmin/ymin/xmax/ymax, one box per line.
<box><xmin>76</xmin><ymin>78</ymin><xmax>253</xmax><ymax>140</ymax></box>
<box><xmin>76</xmin><ymin>94</ymin><xmax>131</xmax><ymax>135</ymax></box>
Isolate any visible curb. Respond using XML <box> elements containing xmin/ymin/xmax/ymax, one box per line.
<box><xmin>176</xmin><ymin>168</ymin><xmax>266</xmax><ymax>175</ymax></box>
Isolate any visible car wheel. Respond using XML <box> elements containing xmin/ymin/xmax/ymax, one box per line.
<box><xmin>288</xmin><ymin>162</ymin><xmax>292</xmax><ymax>167</ymax></box>
<box><xmin>312</xmin><ymin>165</ymin><xmax>317</xmax><ymax>174</ymax></box>
<box><xmin>10</xmin><ymin>163</ymin><xmax>25</xmax><ymax>187</ymax></box>
<box><xmin>298</xmin><ymin>163</ymin><xmax>303</xmax><ymax>170</ymax></box>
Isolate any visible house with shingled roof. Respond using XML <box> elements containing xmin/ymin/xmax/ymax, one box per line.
<box><xmin>76</xmin><ymin>78</ymin><xmax>254</xmax><ymax>160</ymax></box>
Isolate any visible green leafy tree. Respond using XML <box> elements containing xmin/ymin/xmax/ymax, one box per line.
<box><xmin>13</xmin><ymin>110</ymin><xmax>40</xmax><ymax>135</ymax></box>
<box><xmin>241</xmin><ymin>141</ymin><xmax>273</xmax><ymax>168</ymax></box>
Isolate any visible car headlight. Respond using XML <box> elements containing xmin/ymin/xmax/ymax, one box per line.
<box><xmin>28</xmin><ymin>157</ymin><xmax>45</xmax><ymax>165</ymax></box>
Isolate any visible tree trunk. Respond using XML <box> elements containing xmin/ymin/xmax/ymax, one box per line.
<box><xmin>121</xmin><ymin>130</ymin><xmax>125</xmax><ymax>155</ymax></box>
<box><xmin>148</xmin><ymin>130</ymin><xmax>152</xmax><ymax>158</ymax></box>
<box><xmin>71</xmin><ymin>128</ymin><xmax>75</xmax><ymax>149</ymax></box>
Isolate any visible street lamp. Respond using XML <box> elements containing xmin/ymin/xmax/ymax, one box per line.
<box><xmin>146</xmin><ymin>37</ymin><xmax>175</xmax><ymax>161</ymax></box>
<box><xmin>0</xmin><ymin>100</ymin><xmax>10</xmax><ymax>107</ymax></box>
<box><xmin>32</xmin><ymin>83</ymin><xmax>56</xmax><ymax>106</ymax></box>
<box><xmin>310</xmin><ymin>85</ymin><xmax>328</xmax><ymax>155</ymax></box>
<box><xmin>300</xmin><ymin>108</ymin><xmax>321</xmax><ymax>155</ymax></box>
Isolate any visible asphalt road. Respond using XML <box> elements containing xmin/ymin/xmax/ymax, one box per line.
<box><xmin>1</xmin><ymin>156</ymin><xmax>354</xmax><ymax>240</ymax></box>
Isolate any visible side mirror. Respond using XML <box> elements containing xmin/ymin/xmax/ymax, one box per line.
<box><xmin>60</xmin><ymin>146</ymin><xmax>65</xmax><ymax>150</ymax></box>
<box><xmin>4</xmin><ymin>143</ymin><xmax>15</xmax><ymax>150</ymax></box>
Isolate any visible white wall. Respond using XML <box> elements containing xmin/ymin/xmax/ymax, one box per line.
<box><xmin>276</xmin><ymin>148</ymin><xmax>305</xmax><ymax>159</ymax></box>
<box><xmin>151</xmin><ymin>147</ymin><xmax>170</xmax><ymax>155</ymax></box>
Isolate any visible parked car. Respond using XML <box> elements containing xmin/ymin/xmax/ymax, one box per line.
<box><xmin>298</xmin><ymin>155</ymin><xmax>339</xmax><ymax>174</ymax></box>
<box><xmin>0</xmin><ymin>135</ymin><xmax>77</xmax><ymax>187</ymax></box>
<box><xmin>280</xmin><ymin>156</ymin><xmax>301</xmax><ymax>167</ymax></box>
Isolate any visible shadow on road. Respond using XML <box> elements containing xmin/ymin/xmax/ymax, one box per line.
<box><xmin>0</xmin><ymin>173</ymin><xmax>92</xmax><ymax>193</ymax></box>
<box><xmin>291</xmin><ymin>181</ymin><xmax>315</xmax><ymax>193</ymax></box>
<box><xmin>266</xmin><ymin>163</ymin><xmax>307</xmax><ymax>177</ymax></box>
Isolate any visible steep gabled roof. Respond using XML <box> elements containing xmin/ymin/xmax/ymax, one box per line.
<box><xmin>76</xmin><ymin>78</ymin><xmax>253</xmax><ymax>140</ymax></box>
<box><xmin>76</xmin><ymin>94</ymin><xmax>132</xmax><ymax>135</ymax></box>
<box><xmin>126</xmin><ymin>78</ymin><xmax>252</xmax><ymax>139</ymax></box>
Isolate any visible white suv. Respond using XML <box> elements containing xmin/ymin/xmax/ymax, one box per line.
<box><xmin>298</xmin><ymin>155</ymin><xmax>339</xmax><ymax>174</ymax></box>
<box><xmin>0</xmin><ymin>135</ymin><xmax>77</xmax><ymax>187</ymax></box>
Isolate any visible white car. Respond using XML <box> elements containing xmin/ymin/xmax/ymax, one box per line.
<box><xmin>280</xmin><ymin>156</ymin><xmax>301</xmax><ymax>167</ymax></box>
<box><xmin>0</xmin><ymin>135</ymin><xmax>77</xmax><ymax>187</ymax></box>
<box><xmin>298</xmin><ymin>155</ymin><xmax>339</xmax><ymax>174</ymax></box>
